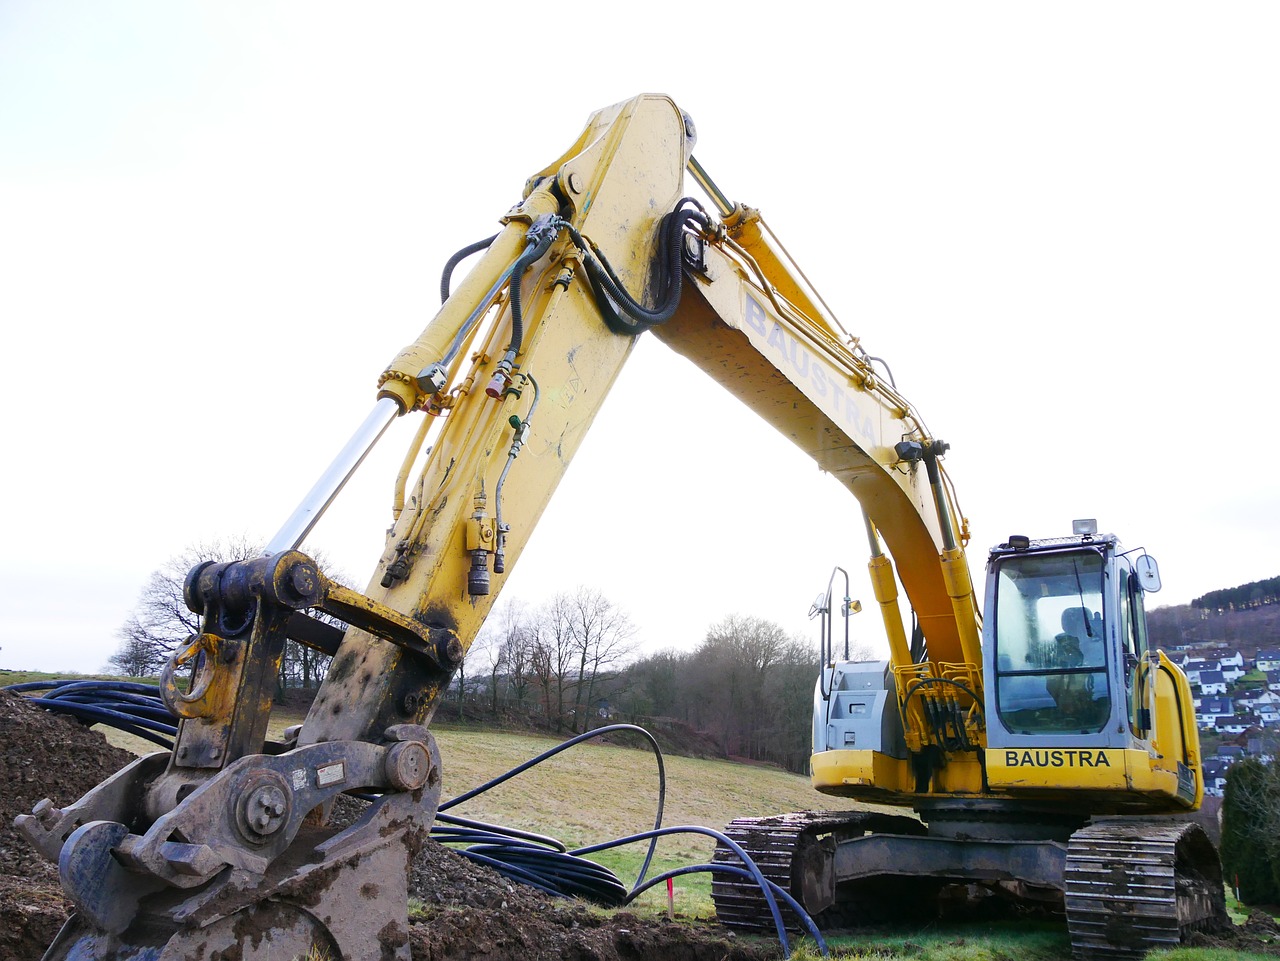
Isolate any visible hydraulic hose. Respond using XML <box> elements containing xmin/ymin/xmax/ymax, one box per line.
<box><xmin>440</xmin><ymin>233</ymin><xmax>500</xmax><ymax>303</ymax></box>
<box><xmin>499</xmin><ymin>216</ymin><xmax>560</xmax><ymax>369</ymax></box>
<box><xmin>565</xmin><ymin>198</ymin><xmax>711</xmax><ymax>335</ymax></box>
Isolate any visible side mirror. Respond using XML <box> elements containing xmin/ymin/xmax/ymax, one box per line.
<box><xmin>809</xmin><ymin>593</ymin><xmax>830</xmax><ymax>619</ymax></box>
<box><xmin>845</xmin><ymin>599</ymin><xmax>863</xmax><ymax>617</ymax></box>
<box><xmin>1134</xmin><ymin>554</ymin><xmax>1162</xmax><ymax>593</ymax></box>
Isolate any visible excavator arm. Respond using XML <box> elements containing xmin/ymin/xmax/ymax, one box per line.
<box><xmin>21</xmin><ymin>94</ymin><xmax>985</xmax><ymax>961</ymax></box>
<box><xmin>304</xmin><ymin>93</ymin><xmax>982</xmax><ymax>751</ymax></box>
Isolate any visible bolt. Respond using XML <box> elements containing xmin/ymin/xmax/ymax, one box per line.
<box><xmin>291</xmin><ymin>565</ymin><xmax>317</xmax><ymax>598</ymax></box>
<box><xmin>568</xmin><ymin>171</ymin><xmax>583</xmax><ymax>194</ymax></box>
<box><xmin>242</xmin><ymin>783</ymin><xmax>290</xmax><ymax>837</ymax></box>
<box><xmin>32</xmin><ymin>798</ymin><xmax>62</xmax><ymax>824</ymax></box>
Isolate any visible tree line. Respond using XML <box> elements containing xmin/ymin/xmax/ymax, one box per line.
<box><xmin>107</xmin><ymin>544</ymin><xmax>840</xmax><ymax>774</ymax></box>
<box><xmin>1193</xmin><ymin>576</ymin><xmax>1280</xmax><ymax>613</ymax></box>
<box><xmin>464</xmin><ymin>606</ymin><xmax>840</xmax><ymax>773</ymax></box>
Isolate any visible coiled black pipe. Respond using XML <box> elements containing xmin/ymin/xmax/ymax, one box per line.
<box><xmin>4</xmin><ymin>680</ymin><xmax>177</xmax><ymax>749</ymax></box>
<box><xmin>628</xmin><ymin>862</ymin><xmax>828</xmax><ymax>955</ymax></box>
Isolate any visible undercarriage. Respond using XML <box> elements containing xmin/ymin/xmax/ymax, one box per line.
<box><xmin>712</xmin><ymin>806</ymin><xmax>1226</xmax><ymax>959</ymax></box>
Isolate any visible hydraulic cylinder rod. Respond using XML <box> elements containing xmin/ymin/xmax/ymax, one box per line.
<box><xmin>266</xmin><ymin>397</ymin><xmax>400</xmax><ymax>554</ymax></box>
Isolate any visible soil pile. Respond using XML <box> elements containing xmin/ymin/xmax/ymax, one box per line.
<box><xmin>0</xmin><ymin>692</ymin><xmax>769</xmax><ymax>961</ymax></box>
<box><xmin>0</xmin><ymin>690</ymin><xmax>137</xmax><ymax>959</ymax></box>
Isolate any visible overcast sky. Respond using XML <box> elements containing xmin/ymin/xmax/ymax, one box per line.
<box><xmin>2</xmin><ymin>3</ymin><xmax>1278</xmax><ymax>674</ymax></box>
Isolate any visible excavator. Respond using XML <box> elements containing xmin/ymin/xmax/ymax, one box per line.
<box><xmin>17</xmin><ymin>94</ymin><xmax>1223</xmax><ymax>960</ymax></box>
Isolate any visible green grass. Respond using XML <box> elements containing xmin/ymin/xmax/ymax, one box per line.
<box><xmin>0</xmin><ymin>668</ymin><xmax>145</xmax><ymax>686</ymax></box>
<box><xmin>1150</xmin><ymin>951</ymin><xmax>1278</xmax><ymax>961</ymax></box>
<box><xmin>787</xmin><ymin>920</ymin><xmax>1070</xmax><ymax>960</ymax></box>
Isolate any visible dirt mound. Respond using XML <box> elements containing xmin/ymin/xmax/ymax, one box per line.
<box><xmin>1185</xmin><ymin>908</ymin><xmax>1280</xmax><ymax>956</ymax></box>
<box><xmin>0</xmin><ymin>691</ymin><xmax>141</xmax><ymax>961</ymax></box>
<box><xmin>0</xmin><ymin>692</ymin><xmax>772</xmax><ymax>961</ymax></box>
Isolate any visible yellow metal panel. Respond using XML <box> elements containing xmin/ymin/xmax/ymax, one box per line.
<box><xmin>811</xmin><ymin>749</ymin><xmax>914</xmax><ymax>799</ymax></box>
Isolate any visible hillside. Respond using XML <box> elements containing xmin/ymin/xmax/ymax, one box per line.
<box><xmin>1149</xmin><ymin>600</ymin><xmax>1280</xmax><ymax>658</ymax></box>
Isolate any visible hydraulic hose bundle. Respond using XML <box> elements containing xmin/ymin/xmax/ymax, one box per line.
<box><xmin>4</xmin><ymin>679</ymin><xmax>177</xmax><ymax>749</ymax></box>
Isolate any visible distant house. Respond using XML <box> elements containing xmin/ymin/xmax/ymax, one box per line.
<box><xmin>1259</xmin><ymin>705</ymin><xmax>1280</xmax><ymax>727</ymax></box>
<box><xmin>1219</xmin><ymin>650</ymin><xmax>1245</xmax><ymax>671</ymax></box>
<box><xmin>1202</xmin><ymin>757</ymin><xmax>1232</xmax><ymax>796</ymax></box>
<box><xmin>1220</xmin><ymin>659</ymin><xmax>1247</xmax><ymax>683</ymax></box>
<box><xmin>1257</xmin><ymin>648</ymin><xmax>1280</xmax><ymax>672</ymax></box>
<box><xmin>1246</xmin><ymin>735</ymin><xmax>1280</xmax><ymax>759</ymax></box>
<box><xmin>1197</xmin><ymin>696</ymin><xmax>1234</xmax><ymax>727</ymax></box>
<box><xmin>1215</xmin><ymin>715</ymin><xmax>1252</xmax><ymax>735</ymax></box>
<box><xmin>1267</xmin><ymin>671</ymin><xmax>1280</xmax><ymax>693</ymax></box>
<box><xmin>1197</xmin><ymin>670</ymin><xmax>1228</xmax><ymax>696</ymax></box>
<box><xmin>1218</xmin><ymin>744</ymin><xmax>1246</xmax><ymax>760</ymax></box>
<box><xmin>1184</xmin><ymin>660</ymin><xmax>1217</xmax><ymax>685</ymax></box>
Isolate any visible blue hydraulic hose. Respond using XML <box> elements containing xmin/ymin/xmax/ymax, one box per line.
<box><xmin>628</xmin><ymin>864</ymin><xmax>828</xmax><ymax>956</ymax></box>
<box><xmin>5</xmin><ymin>680</ymin><xmax>177</xmax><ymax>748</ymax></box>
<box><xmin>572</xmin><ymin>824</ymin><xmax>795</xmax><ymax>957</ymax></box>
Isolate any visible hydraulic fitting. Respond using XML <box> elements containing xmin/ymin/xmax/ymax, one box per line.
<box><xmin>467</xmin><ymin>549</ymin><xmax>490</xmax><ymax>595</ymax></box>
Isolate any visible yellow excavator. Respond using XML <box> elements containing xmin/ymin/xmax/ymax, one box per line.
<box><xmin>17</xmin><ymin>94</ymin><xmax>1222</xmax><ymax>960</ymax></box>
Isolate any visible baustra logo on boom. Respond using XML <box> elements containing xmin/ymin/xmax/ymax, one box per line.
<box><xmin>1003</xmin><ymin>749</ymin><xmax>1113</xmax><ymax>768</ymax></box>
<box><xmin>743</xmin><ymin>293</ymin><xmax>877</xmax><ymax>445</ymax></box>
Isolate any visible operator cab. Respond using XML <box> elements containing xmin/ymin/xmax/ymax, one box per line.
<box><xmin>983</xmin><ymin>520</ymin><xmax>1159</xmax><ymax>745</ymax></box>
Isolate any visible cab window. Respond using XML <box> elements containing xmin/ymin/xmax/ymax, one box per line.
<box><xmin>992</xmin><ymin>549</ymin><xmax>1111</xmax><ymax>734</ymax></box>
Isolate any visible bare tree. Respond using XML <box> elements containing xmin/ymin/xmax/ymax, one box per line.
<box><xmin>563</xmin><ymin>587</ymin><xmax>636</xmax><ymax>732</ymax></box>
<box><xmin>530</xmin><ymin>595</ymin><xmax>578</xmax><ymax>731</ymax></box>
<box><xmin>478</xmin><ymin>599</ymin><xmax>536</xmax><ymax>714</ymax></box>
<box><xmin>107</xmin><ymin>629</ymin><xmax>166</xmax><ymax>678</ymax></box>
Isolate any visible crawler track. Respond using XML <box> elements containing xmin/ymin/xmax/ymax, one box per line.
<box><xmin>711</xmin><ymin>811</ymin><xmax>923</xmax><ymax>931</ymax></box>
<box><xmin>1064</xmin><ymin>819</ymin><xmax>1227</xmax><ymax>959</ymax></box>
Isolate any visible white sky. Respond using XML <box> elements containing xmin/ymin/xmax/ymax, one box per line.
<box><xmin>2</xmin><ymin>3</ymin><xmax>1277</xmax><ymax>673</ymax></box>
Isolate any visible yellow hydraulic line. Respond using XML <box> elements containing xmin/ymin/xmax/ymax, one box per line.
<box><xmin>392</xmin><ymin>413</ymin><xmax>433</xmax><ymax>521</ymax></box>
<box><xmin>687</xmin><ymin>155</ymin><xmax>850</xmax><ymax>349</ymax></box>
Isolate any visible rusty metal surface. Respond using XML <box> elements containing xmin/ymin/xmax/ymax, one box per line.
<box><xmin>35</xmin><ymin>733</ymin><xmax>442</xmax><ymax>961</ymax></box>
